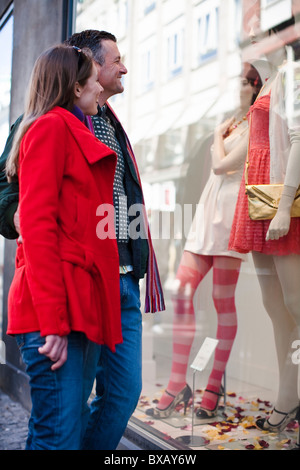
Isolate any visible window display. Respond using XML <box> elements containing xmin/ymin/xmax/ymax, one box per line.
<box><xmin>75</xmin><ymin>0</ymin><xmax>300</xmax><ymax>450</ymax></box>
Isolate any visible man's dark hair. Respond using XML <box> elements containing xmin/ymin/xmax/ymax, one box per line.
<box><xmin>65</xmin><ymin>30</ymin><xmax>117</xmax><ymax>65</ymax></box>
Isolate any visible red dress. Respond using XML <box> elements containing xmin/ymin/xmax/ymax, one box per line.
<box><xmin>229</xmin><ymin>93</ymin><xmax>300</xmax><ymax>255</ymax></box>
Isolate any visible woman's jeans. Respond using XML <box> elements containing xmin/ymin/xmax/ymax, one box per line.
<box><xmin>15</xmin><ymin>331</ymin><xmax>100</xmax><ymax>450</ymax></box>
<box><xmin>16</xmin><ymin>273</ymin><xmax>142</xmax><ymax>450</ymax></box>
<box><xmin>82</xmin><ymin>272</ymin><xmax>143</xmax><ymax>450</ymax></box>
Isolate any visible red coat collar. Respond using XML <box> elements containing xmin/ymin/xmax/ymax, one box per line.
<box><xmin>49</xmin><ymin>107</ymin><xmax>116</xmax><ymax>165</ymax></box>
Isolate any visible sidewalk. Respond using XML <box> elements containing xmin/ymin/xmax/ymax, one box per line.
<box><xmin>0</xmin><ymin>389</ymin><xmax>139</xmax><ymax>451</ymax></box>
<box><xmin>0</xmin><ymin>389</ymin><xmax>29</xmax><ymax>450</ymax></box>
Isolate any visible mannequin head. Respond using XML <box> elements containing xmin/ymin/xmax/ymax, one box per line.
<box><xmin>248</xmin><ymin>16</ymin><xmax>296</xmax><ymax>67</ymax></box>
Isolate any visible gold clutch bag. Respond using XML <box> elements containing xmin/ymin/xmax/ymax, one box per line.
<box><xmin>245</xmin><ymin>184</ymin><xmax>300</xmax><ymax>220</ymax></box>
<box><xmin>245</xmin><ymin>109</ymin><xmax>300</xmax><ymax>221</ymax></box>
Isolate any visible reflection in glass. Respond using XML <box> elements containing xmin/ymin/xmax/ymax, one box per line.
<box><xmin>75</xmin><ymin>0</ymin><xmax>300</xmax><ymax>450</ymax></box>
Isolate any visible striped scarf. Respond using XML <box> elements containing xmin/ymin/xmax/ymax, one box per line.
<box><xmin>87</xmin><ymin>107</ymin><xmax>165</xmax><ymax>313</ymax></box>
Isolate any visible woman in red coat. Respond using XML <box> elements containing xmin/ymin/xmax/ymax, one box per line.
<box><xmin>5</xmin><ymin>45</ymin><xmax>122</xmax><ymax>449</ymax></box>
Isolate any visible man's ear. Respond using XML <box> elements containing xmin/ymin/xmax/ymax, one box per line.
<box><xmin>74</xmin><ymin>81</ymin><xmax>82</xmax><ymax>99</ymax></box>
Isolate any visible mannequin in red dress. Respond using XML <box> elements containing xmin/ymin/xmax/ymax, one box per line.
<box><xmin>229</xmin><ymin>17</ymin><xmax>300</xmax><ymax>432</ymax></box>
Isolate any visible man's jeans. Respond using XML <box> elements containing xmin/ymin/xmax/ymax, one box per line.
<box><xmin>15</xmin><ymin>331</ymin><xmax>100</xmax><ymax>450</ymax></box>
<box><xmin>82</xmin><ymin>272</ymin><xmax>143</xmax><ymax>450</ymax></box>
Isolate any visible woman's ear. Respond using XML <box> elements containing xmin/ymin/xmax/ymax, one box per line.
<box><xmin>74</xmin><ymin>81</ymin><xmax>82</xmax><ymax>99</ymax></box>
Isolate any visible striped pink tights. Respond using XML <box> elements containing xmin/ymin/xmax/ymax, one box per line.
<box><xmin>157</xmin><ymin>251</ymin><xmax>241</xmax><ymax>412</ymax></box>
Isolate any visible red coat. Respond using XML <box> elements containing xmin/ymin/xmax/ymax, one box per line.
<box><xmin>7</xmin><ymin>106</ymin><xmax>122</xmax><ymax>352</ymax></box>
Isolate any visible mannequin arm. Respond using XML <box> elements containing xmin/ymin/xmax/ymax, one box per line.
<box><xmin>266</xmin><ymin>137</ymin><xmax>300</xmax><ymax>240</ymax></box>
<box><xmin>212</xmin><ymin>118</ymin><xmax>248</xmax><ymax>175</ymax></box>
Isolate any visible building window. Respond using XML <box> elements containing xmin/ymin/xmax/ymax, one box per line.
<box><xmin>144</xmin><ymin>0</ymin><xmax>156</xmax><ymax>15</ymax></box>
<box><xmin>195</xmin><ymin>0</ymin><xmax>219</xmax><ymax>64</ymax></box>
<box><xmin>233</xmin><ymin>0</ymin><xmax>242</xmax><ymax>45</ymax></box>
<box><xmin>117</xmin><ymin>0</ymin><xmax>129</xmax><ymax>39</ymax></box>
<box><xmin>165</xmin><ymin>18</ymin><xmax>184</xmax><ymax>78</ymax></box>
<box><xmin>141</xmin><ymin>47</ymin><xmax>155</xmax><ymax>91</ymax></box>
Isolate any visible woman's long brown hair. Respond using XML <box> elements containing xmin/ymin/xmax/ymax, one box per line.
<box><xmin>6</xmin><ymin>44</ymin><xmax>93</xmax><ymax>181</ymax></box>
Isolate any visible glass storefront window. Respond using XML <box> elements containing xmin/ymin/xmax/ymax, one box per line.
<box><xmin>0</xmin><ymin>7</ymin><xmax>13</xmax><ymax>155</ymax></box>
<box><xmin>75</xmin><ymin>0</ymin><xmax>300</xmax><ymax>450</ymax></box>
<box><xmin>0</xmin><ymin>4</ymin><xmax>13</xmax><ymax>362</ymax></box>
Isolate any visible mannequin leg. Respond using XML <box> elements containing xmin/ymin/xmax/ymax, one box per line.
<box><xmin>200</xmin><ymin>256</ymin><xmax>241</xmax><ymax>411</ymax></box>
<box><xmin>154</xmin><ymin>251</ymin><xmax>212</xmax><ymax>411</ymax></box>
<box><xmin>252</xmin><ymin>252</ymin><xmax>299</xmax><ymax>426</ymax></box>
<box><xmin>272</xmin><ymin>254</ymin><xmax>300</xmax><ymax>415</ymax></box>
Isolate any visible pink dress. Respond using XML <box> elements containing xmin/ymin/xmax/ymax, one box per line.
<box><xmin>229</xmin><ymin>93</ymin><xmax>300</xmax><ymax>255</ymax></box>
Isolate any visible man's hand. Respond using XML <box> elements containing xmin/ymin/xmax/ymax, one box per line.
<box><xmin>13</xmin><ymin>204</ymin><xmax>20</xmax><ymax>234</ymax></box>
<box><xmin>13</xmin><ymin>204</ymin><xmax>23</xmax><ymax>243</ymax></box>
<box><xmin>38</xmin><ymin>335</ymin><xmax>68</xmax><ymax>371</ymax></box>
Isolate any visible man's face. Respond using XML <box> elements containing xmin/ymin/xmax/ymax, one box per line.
<box><xmin>97</xmin><ymin>40</ymin><xmax>127</xmax><ymax>103</ymax></box>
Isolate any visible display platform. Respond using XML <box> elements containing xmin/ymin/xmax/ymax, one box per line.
<box><xmin>134</xmin><ymin>387</ymin><xmax>299</xmax><ymax>450</ymax></box>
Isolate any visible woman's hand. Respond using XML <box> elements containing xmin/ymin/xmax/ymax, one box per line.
<box><xmin>38</xmin><ymin>335</ymin><xmax>68</xmax><ymax>371</ymax></box>
<box><xmin>215</xmin><ymin>117</ymin><xmax>235</xmax><ymax>138</ymax></box>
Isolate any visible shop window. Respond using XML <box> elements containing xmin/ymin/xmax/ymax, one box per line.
<box><xmin>0</xmin><ymin>5</ymin><xmax>13</xmax><ymax>154</ymax></box>
<box><xmin>157</xmin><ymin>129</ymin><xmax>186</xmax><ymax>169</ymax></box>
<box><xmin>75</xmin><ymin>0</ymin><xmax>300</xmax><ymax>451</ymax></box>
<box><xmin>134</xmin><ymin>138</ymin><xmax>156</xmax><ymax>172</ymax></box>
<box><xmin>0</xmin><ymin>2</ymin><xmax>13</xmax><ymax>355</ymax></box>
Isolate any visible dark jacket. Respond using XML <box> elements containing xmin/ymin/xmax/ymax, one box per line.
<box><xmin>0</xmin><ymin>115</ymin><xmax>22</xmax><ymax>239</ymax></box>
